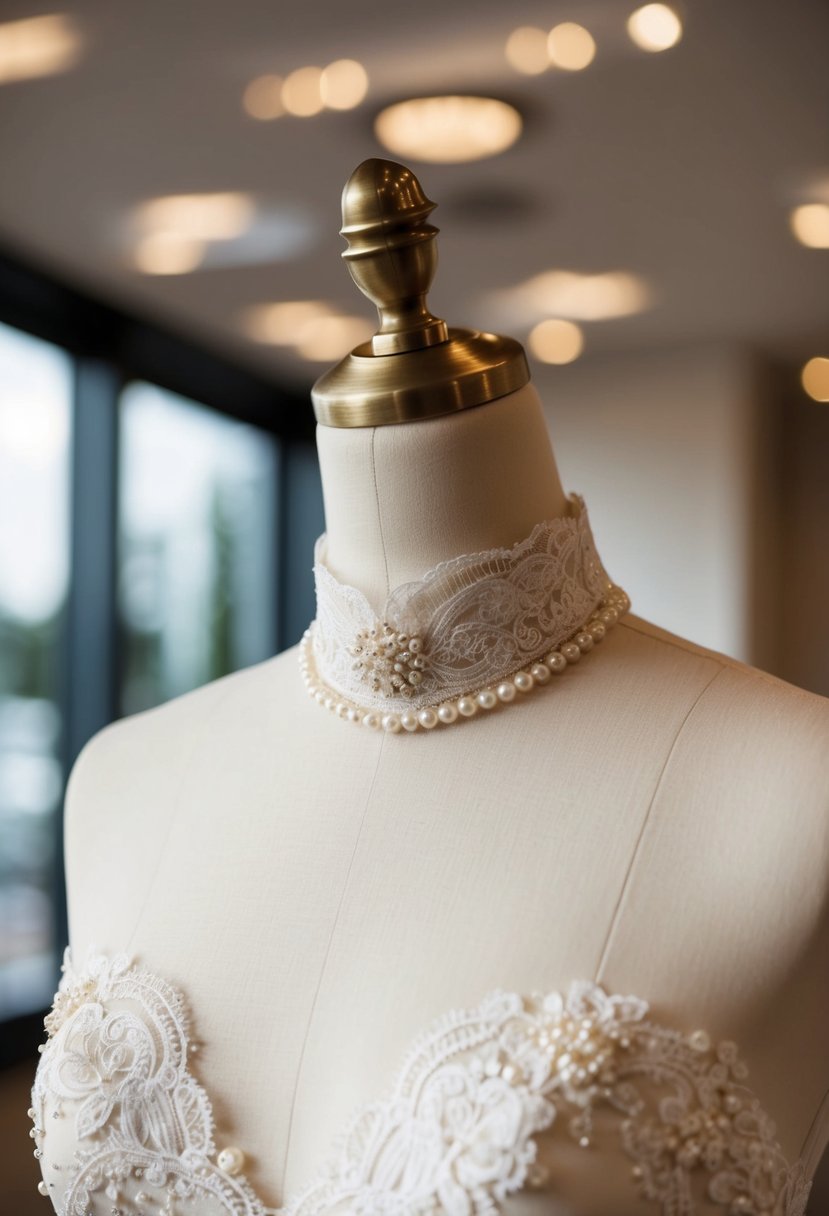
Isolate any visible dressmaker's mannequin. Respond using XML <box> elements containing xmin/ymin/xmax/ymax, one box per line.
<box><xmin>38</xmin><ymin>163</ymin><xmax>829</xmax><ymax>1216</ymax></box>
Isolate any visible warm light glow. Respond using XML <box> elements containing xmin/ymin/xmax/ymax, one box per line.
<box><xmin>529</xmin><ymin>319</ymin><xmax>584</xmax><ymax>364</ymax></box>
<box><xmin>525</xmin><ymin>270</ymin><xmax>650</xmax><ymax>320</ymax></box>
<box><xmin>627</xmin><ymin>4</ymin><xmax>683</xmax><ymax>52</ymax></box>
<box><xmin>790</xmin><ymin>204</ymin><xmax>829</xmax><ymax>249</ymax></box>
<box><xmin>243</xmin><ymin>75</ymin><xmax>284</xmax><ymax>120</ymax></box>
<box><xmin>136</xmin><ymin>193</ymin><xmax>254</xmax><ymax>241</ymax></box>
<box><xmin>133</xmin><ymin>233</ymin><xmax>205</xmax><ymax>275</ymax></box>
<box><xmin>375</xmin><ymin>96</ymin><xmax>522</xmax><ymax>164</ymax></box>
<box><xmin>547</xmin><ymin>23</ymin><xmax>596</xmax><ymax>71</ymax></box>
<box><xmin>802</xmin><ymin>357</ymin><xmax>829</xmax><ymax>402</ymax></box>
<box><xmin>505</xmin><ymin>26</ymin><xmax>549</xmax><ymax>75</ymax></box>
<box><xmin>245</xmin><ymin>301</ymin><xmax>333</xmax><ymax>344</ymax></box>
<box><xmin>320</xmin><ymin>59</ymin><xmax>368</xmax><ymax>110</ymax></box>
<box><xmin>244</xmin><ymin>302</ymin><xmax>372</xmax><ymax>360</ymax></box>
<box><xmin>282</xmin><ymin>66</ymin><xmax>324</xmax><ymax>117</ymax></box>
<box><xmin>0</xmin><ymin>13</ymin><xmax>82</xmax><ymax>84</ymax></box>
<box><xmin>296</xmin><ymin>315</ymin><xmax>374</xmax><ymax>361</ymax></box>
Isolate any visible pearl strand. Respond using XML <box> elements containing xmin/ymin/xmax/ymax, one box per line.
<box><xmin>299</xmin><ymin>586</ymin><xmax>630</xmax><ymax>735</ymax></box>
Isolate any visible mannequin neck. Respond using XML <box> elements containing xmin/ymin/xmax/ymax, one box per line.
<box><xmin>315</xmin><ymin>382</ymin><xmax>568</xmax><ymax>613</ymax></box>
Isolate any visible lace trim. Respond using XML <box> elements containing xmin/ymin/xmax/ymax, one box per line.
<box><xmin>311</xmin><ymin>493</ymin><xmax>612</xmax><ymax>712</ymax></box>
<box><xmin>31</xmin><ymin>949</ymin><xmax>810</xmax><ymax>1216</ymax></box>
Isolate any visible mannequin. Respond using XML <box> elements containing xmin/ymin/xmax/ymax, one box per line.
<box><xmin>32</xmin><ymin>163</ymin><xmax>829</xmax><ymax>1216</ymax></box>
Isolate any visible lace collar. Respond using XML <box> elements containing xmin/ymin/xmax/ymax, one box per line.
<box><xmin>31</xmin><ymin>948</ymin><xmax>811</xmax><ymax>1216</ymax></box>
<box><xmin>304</xmin><ymin>494</ymin><xmax>628</xmax><ymax>730</ymax></box>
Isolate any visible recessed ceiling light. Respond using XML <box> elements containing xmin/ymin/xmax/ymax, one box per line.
<box><xmin>320</xmin><ymin>59</ymin><xmax>368</xmax><ymax>111</ymax></box>
<box><xmin>375</xmin><ymin>96</ymin><xmax>522</xmax><ymax>164</ymax></box>
<box><xmin>802</xmin><ymin>357</ymin><xmax>829</xmax><ymax>402</ymax></box>
<box><xmin>491</xmin><ymin>270</ymin><xmax>651</xmax><ymax>323</ymax></box>
<box><xmin>548</xmin><ymin>23</ymin><xmax>596</xmax><ymax>71</ymax></box>
<box><xmin>627</xmin><ymin>4</ymin><xmax>683</xmax><ymax>52</ymax></box>
<box><xmin>244</xmin><ymin>75</ymin><xmax>284</xmax><ymax>121</ymax></box>
<box><xmin>296</xmin><ymin>315</ymin><xmax>374</xmax><ymax>362</ymax></box>
<box><xmin>0</xmin><ymin>13</ymin><xmax>83</xmax><ymax>85</ymax></box>
<box><xmin>529</xmin><ymin>319</ymin><xmax>584</xmax><ymax>364</ymax></box>
<box><xmin>133</xmin><ymin>233</ymin><xmax>205</xmax><ymax>275</ymax></box>
<box><xmin>505</xmin><ymin>27</ymin><xmax>549</xmax><ymax>76</ymax></box>
<box><xmin>136</xmin><ymin>193</ymin><xmax>254</xmax><ymax>242</ymax></box>
<box><xmin>282</xmin><ymin>66</ymin><xmax>324</xmax><ymax>117</ymax></box>
<box><xmin>243</xmin><ymin>302</ymin><xmax>372</xmax><ymax>361</ymax></box>
<box><xmin>245</xmin><ymin>301</ymin><xmax>333</xmax><ymax>344</ymax></box>
<box><xmin>790</xmin><ymin>204</ymin><xmax>829</xmax><ymax>249</ymax></box>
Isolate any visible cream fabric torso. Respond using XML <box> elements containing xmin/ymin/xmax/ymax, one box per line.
<box><xmin>41</xmin><ymin>386</ymin><xmax>829</xmax><ymax>1215</ymax></box>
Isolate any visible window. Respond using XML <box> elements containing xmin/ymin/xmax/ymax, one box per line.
<box><xmin>118</xmin><ymin>383</ymin><xmax>281</xmax><ymax>715</ymax></box>
<box><xmin>0</xmin><ymin>322</ymin><xmax>72</xmax><ymax>1021</ymax></box>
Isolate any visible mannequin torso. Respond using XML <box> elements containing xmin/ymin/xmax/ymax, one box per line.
<box><xmin>37</xmin><ymin>386</ymin><xmax>829</xmax><ymax>1216</ymax></box>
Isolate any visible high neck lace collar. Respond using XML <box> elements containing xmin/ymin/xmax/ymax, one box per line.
<box><xmin>305</xmin><ymin>494</ymin><xmax>625</xmax><ymax>725</ymax></box>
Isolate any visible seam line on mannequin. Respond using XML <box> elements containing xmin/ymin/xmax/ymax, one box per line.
<box><xmin>121</xmin><ymin>685</ymin><xmax>236</xmax><ymax>956</ymax></box>
<box><xmin>798</xmin><ymin>1082</ymin><xmax>829</xmax><ymax>1178</ymax></box>
<box><xmin>592</xmin><ymin>664</ymin><xmax>727</xmax><ymax>985</ymax></box>
<box><xmin>279</xmin><ymin>732</ymin><xmax>387</xmax><ymax>1185</ymax></box>
<box><xmin>371</xmin><ymin>427</ymin><xmax>391</xmax><ymax>602</ymax></box>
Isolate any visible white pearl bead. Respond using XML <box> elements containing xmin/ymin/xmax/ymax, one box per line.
<box><xmin>38</xmin><ymin>1181</ymin><xmax>49</xmax><ymax>1196</ymax></box>
<box><xmin>476</xmin><ymin>689</ymin><xmax>497</xmax><ymax>710</ymax></box>
<box><xmin>336</xmin><ymin>702</ymin><xmax>349</xmax><ymax>718</ymax></box>
<box><xmin>575</xmin><ymin>632</ymin><xmax>594</xmax><ymax>653</ymax></box>
<box><xmin>513</xmin><ymin>670</ymin><xmax>534</xmax><ymax>692</ymax></box>
<box><xmin>217</xmin><ymin>1145</ymin><xmax>245</xmax><ymax>1175</ymax></box>
<box><xmin>314</xmin><ymin>689</ymin><xmax>325</xmax><ymax>704</ymax></box>
<box><xmin>362</xmin><ymin>710</ymin><xmax>381</xmax><ymax>730</ymax></box>
<box><xmin>437</xmin><ymin>702</ymin><xmax>458</xmax><ymax>723</ymax></box>
<box><xmin>546</xmin><ymin>651</ymin><xmax>567</xmax><ymax>673</ymax></box>
<box><xmin>561</xmin><ymin>642</ymin><xmax>581</xmax><ymax>663</ymax></box>
<box><xmin>457</xmin><ymin>696</ymin><xmax>477</xmax><ymax>717</ymax></box>
<box><xmin>400</xmin><ymin>710</ymin><xmax>419</xmax><ymax>732</ymax></box>
<box><xmin>417</xmin><ymin>707</ymin><xmax>438</xmax><ymax>730</ymax></box>
<box><xmin>531</xmin><ymin>663</ymin><xmax>551</xmax><ymax>684</ymax></box>
<box><xmin>408</xmin><ymin>636</ymin><xmax>422</xmax><ymax>653</ymax></box>
<box><xmin>601</xmin><ymin>606</ymin><xmax>619</xmax><ymax>626</ymax></box>
<box><xmin>381</xmin><ymin>713</ymin><xmax>401</xmax><ymax>733</ymax></box>
<box><xmin>496</xmin><ymin>681</ymin><xmax>516</xmax><ymax>703</ymax></box>
<box><xmin>588</xmin><ymin>621</ymin><xmax>606</xmax><ymax>642</ymax></box>
<box><xmin>346</xmin><ymin>706</ymin><xmax>361</xmax><ymax>722</ymax></box>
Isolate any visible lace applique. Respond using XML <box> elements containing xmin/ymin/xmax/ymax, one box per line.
<box><xmin>31</xmin><ymin>950</ymin><xmax>810</xmax><ymax>1216</ymax></box>
<box><xmin>311</xmin><ymin>493</ymin><xmax>612</xmax><ymax>713</ymax></box>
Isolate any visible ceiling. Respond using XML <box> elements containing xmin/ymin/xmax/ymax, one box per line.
<box><xmin>0</xmin><ymin>0</ymin><xmax>827</xmax><ymax>392</ymax></box>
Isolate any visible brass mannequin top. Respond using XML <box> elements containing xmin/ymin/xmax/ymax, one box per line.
<box><xmin>311</xmin><ymin>158</ymin><xmax>529</xmax><ymax>428</ymax></box>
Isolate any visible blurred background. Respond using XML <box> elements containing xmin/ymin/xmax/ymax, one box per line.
<box><xmin>1</xmin><ymin>0</ymin><xmax>827</xmax><ymax>1207</ymax></box>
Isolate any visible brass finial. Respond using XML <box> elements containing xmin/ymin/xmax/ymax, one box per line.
<box><xmin>312</xmin><ymin>158</ymin><xmax>529</xmax><ymax>427</ymax></box>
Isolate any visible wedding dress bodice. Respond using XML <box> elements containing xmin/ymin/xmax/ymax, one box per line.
<box><xmin>30</xmin><ymin>948</ymin><xmax>810</xmax><ymax>1216</ymax></box>
<box><xmin>33</xmin><ymin>493</ymin><xmax>828</xmax><ymax>1216</ymax></box>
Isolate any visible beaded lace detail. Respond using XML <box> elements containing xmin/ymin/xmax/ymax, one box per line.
<box><xmin>311</xmin><ymin>493</ymin><xmax>611</xmax><ymax>713</ymax></box>
<box><xmin>31</xmin><ymin>950</ymin><xmax>810</xmax><ymax>1216</ymax></box>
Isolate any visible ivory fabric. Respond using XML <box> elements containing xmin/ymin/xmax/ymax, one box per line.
<box><xmin>43</xmin><ymin>383</ymin><xmax>829</xmax><ymax>1215</ymax></box>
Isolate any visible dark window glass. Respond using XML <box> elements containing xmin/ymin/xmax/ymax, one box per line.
<box><xmin>118</xmin><ymin>382</ymin><xmax>280</xmax><ymax>715</ymax></box>
<box><xmin>0</xmin><ymin>321</ymin><xmax>72</xmax><ymax>1020</ymax></box>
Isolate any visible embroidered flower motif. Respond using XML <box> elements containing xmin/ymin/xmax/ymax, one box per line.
<box><xmin>31</xmin><ymin>951</ymin><xmax>811</xmax><ymax>1216</ymax></box>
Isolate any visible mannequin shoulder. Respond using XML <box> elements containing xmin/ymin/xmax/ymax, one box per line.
<box><xmin>64</xmin><ymin>645</ymin><xmax>300</xmax><ymax>835</ymax></box>
<box><xmin>619</xmin><ymin>613</ymin><xmax>829</xmax><ymax>780</ymax></box>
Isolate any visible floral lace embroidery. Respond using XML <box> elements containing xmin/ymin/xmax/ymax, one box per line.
<box><xmin>311</xmin><ymin>493</ymin><xmax>611</xmax><ymax>713</ymax></box>
<box><xmin>31</xmin><ymin>950</ymin><xmax>810</xmax><ymax>1216</ymax></box>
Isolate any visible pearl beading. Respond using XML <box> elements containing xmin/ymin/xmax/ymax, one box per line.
<box><xmin>299</xmin><ymin>584</ymin><xmax>631</xmax><ymax>734</ymax></box>
<box><xmin>31</xmin><ymin>950</ymin><xmax>811</xmax><ymax>1216</ymax></box>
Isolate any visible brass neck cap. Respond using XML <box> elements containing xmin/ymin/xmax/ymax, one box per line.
<box><xmin>312</xmin><ymin>158</ymin><xmax>529</xmax><ymax>428</ymax></box>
